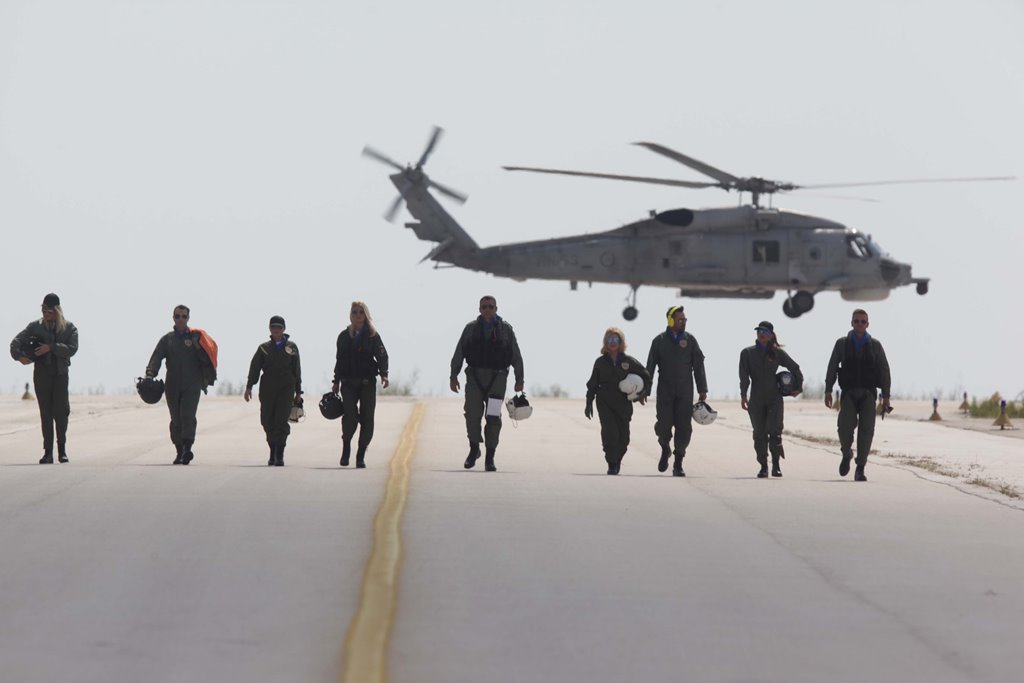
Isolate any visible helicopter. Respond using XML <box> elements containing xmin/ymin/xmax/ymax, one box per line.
<box><xmin>363</xmin><ymin>127</ymin><xmax>1014</xmax><ymax>320</ymax></box>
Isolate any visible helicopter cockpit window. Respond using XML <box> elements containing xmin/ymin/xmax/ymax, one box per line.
<box><xmin>846</xmin><ymin>235</ymin><xmax>871</xmax><ymax>259</ymax></box>
<box><xmin>752</xmin><ymin>240</ymin><xmax>780</xmax><ymax>264</ymax></box>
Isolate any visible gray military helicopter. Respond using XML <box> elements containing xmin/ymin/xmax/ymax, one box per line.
<box><xmin>363</xmin><ymin>127</ymin><xmax>1013</xmax><ymax>320</ymax></box>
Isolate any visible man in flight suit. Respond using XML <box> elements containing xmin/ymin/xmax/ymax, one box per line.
<box><xmin>825</xmin><ymin>308</ymin><xmax>892</xmax><ymax>482</ymax></box>
<box><xmin>646</xmin><ymin>305</ymin><xmax>708</xmax><ymax>477</ymax></box>
<box><xmin>146</xmin><ymin>305</ymin><xmax>212</xmax><ymax>465</ymax></box>
<box><xmin>450</xmin><ymin>295</ymin><xmax>525</xmax><ymax>472</ymax></box>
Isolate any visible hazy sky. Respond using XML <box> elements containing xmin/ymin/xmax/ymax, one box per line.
<box><xmin>2</xmin><ymin>0</ymin><xmax>1022</xmax><ymax>402</ymax></box>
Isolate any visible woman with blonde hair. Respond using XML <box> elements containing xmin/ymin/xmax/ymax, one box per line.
<box><xmin>10</xmin><ymin>293</ymin><xmax>79</xmax><ymax>464</ymax></box>
<box><xmin>332</xmin><ymin>301</ymin><xmax>389</xmax><ymax>468</ymax></box>
<box><xmin>585</xmin><ymin>327</ymin><xmax>651</xmax><ymax>475</ymax></box>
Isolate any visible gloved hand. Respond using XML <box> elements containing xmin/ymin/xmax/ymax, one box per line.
<box><xmin>584</xmin><ymin>401</ymin><xmax>593</xmax><ymax>420</ymax></box>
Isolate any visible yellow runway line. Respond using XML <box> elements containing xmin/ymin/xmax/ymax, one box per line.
<box><xmin>341</xmin><ymin>402</ymin><xmax>426</xmax><ymax>683</ymax></box>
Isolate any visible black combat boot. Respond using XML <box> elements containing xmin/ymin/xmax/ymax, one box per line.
<box><xmin>355</xmin><ymin>445</ymin><xmax>367</xmax><ymax>469</ymax></box>
<box><xmin>268</xmin><ymin>444</ymin><xmax>275</xmax><ymax>466</ymax></box>
<box><xmin>770</xmin><ymin>442</ymin><xmax>784</xmax><ymax>478</ymax></box>
<box><xmin>181</xmin><ymin>440</ymin><xmax>194</xmax><ymax>465</ymax></box>
<box><xmin>757</xmin><ymin>465</ymin><xmax>769</xmax><ymax>478</ymax></box>
<box><xmin>39</xmin><ymin>449</ymin><xmax>54</xmax><ymax>465</ymax></box>
<box><xmin>657</xmin><ymin>443</ymin><xmax>671</xmax><ymax>473</ymax></box>
<box><xmin>854</xmin><ymin>465</ymin><xmax>867</xmax><ymax>482</ymax></box>
<box><xmin>672</xmin><ymin>453</ymin><xmax>685</xmax><ymax>477</ymax></box>
<box><xmin>275</xmin><ymin>444</ymin><xmax>285</xmax><ymax>467</ymax></box>
<box><xmin>173</xmin><ymin>442</ymin><xmax>184</xmax><ymax>465</ymax></box>
<box><xmin>771</xmin><ymin>456</ymin><xmax>782</xmax><ymax>478</ymax></box>
<box><xmin>58</xmin><ymin>443</ymin><xmax>69</xmax><ymax>464</ymax></box>
<box><xmin>464</xmin><ymin>443</ymin><xmax>481</xmax><ymax>469</ymax></box>
<box><xmin>340</xmin><ymin>439</ymin><xmax>352</xmax><ymax>467</ymax></box>
<box><xmin>484</xmin><ymin>448</ymin><xmax>497</xmax><ymax>472</ymax></box>
<box><xmin>839</xmin><ymin>449</ymin><xmax>853</xmax><ymax>477</ymax></box>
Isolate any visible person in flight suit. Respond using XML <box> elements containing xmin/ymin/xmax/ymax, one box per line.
<box><xmin>739</xmin><ymin>321</ymin><xmax>803</xmax><ymax>478</ymax></box>
<box><xmin>824</xmin><ymin>308</ymin><xmax>892</xmax><ymax>482</ymax></box>
<box><xmin>146</xmin><ymin>305</ymin><xmax>213</xmax><ymax>465</ymax></box>
<box><xmin>331</xmin><ymin>301</ymin><xmax>389</xmax><ymax>469</ymax></box>
<box><xmin>10</xmin><ymin>293</ymin><xmax>79</xmax><ymax>464</ymax></box>
<box><xmin>245</xmin><ymin>316</ymin><xmax>302</xmax><ymax>467</ymax></box>
<box><xmin>645</xmin><ymin>305</ymin><xmax>708</xmax><ymax>477</ymax></box>
<box><xmin>450</xmin><ymin>295</ymin><xmax>525</xmax><ymax>472</ymax></box>
<box><xmin>585</xmin><ymin>327</ymin><xmax>651</xmax><ymax>475</ymax></box>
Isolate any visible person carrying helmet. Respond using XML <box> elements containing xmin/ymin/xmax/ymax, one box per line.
<box><xmin>585</xmin><ymin>327</ymin><xmax>651</xmax><ymax>475</ymax></box>
<box><xmin>9</xmin><ymin>293</ymin><xmax>79</xmax><ymax>464</ymax></box>
<box><xmin>739</xmin><ymin>321</ymin><xmax>803</xmax><ymax>478</ymax></box>
<box><xmin>245</xmin><ymin>316</ymin><xmax>302</xmax><ymax>467</ymax></box>
<box><xmin>331</xmin><ymin>301</ymin><xmax>389</xmax><ymax>468</ymax></box>
<box><xmin>450</xmin><ymin>295</ymin><xmax>525</xmax><ymax>472</ymax></box>
<box><xmin>645</xmin><ymin>305</ymin><xmax>708</xmax><ymax>477</ymax></box>
<box><xmin>824</xmin><ymin>309</ymin><xmax>892</xmax><ymax>482</ymax></box>
<box><xmin>145</xmin><ymin>305</ymin><xmax>215</xmax><ymax>465</ymax></box>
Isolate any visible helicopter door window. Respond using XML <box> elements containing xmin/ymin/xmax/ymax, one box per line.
<box><xmin>752</xmin><ymin>240</ymin><xmax>780</xmax><ymax>263</ymax></box>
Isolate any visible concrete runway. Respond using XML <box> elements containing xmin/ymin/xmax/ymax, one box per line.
<box><xmin>1</xmin><ymin>395</ymin><xmax>1022</xmax><ymax>683</ymax></box>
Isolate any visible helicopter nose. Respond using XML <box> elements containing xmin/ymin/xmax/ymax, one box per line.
<box><xmin>880</xmin><ymin>258</ymin><xmax>911</xmax><ymax>284</ymax></box>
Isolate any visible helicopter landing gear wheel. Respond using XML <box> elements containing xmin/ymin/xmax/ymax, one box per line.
<box><xmin>916</xmin><ymin>281</ymin><xmax>929</xmax><ymax>295</ymax></box>
<box><xmin>792</xmin><ymin>290</ymin><xmax>814</xmax><ymax>314</ymax></box>
<box><xmin>783</xmin><ymin>291</ymin><xmax>814</xmax><ymax>318</ymax></box>
<box><xmin>622</xmin><ymin>285</ymin><xmax>639</xmax><ymax>321</ymax></box>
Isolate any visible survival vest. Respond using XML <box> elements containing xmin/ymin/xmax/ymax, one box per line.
<box><xmin>465</xmin><ymin>320</ymin><xmax>514</xmax><ymax>371</ymax></box>
<box><xmin>838</xmin><ymin>335</ymin><xmax>881</xmax><ymax>391</ymax></box>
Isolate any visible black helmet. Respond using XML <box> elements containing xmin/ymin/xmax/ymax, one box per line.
<box><xmin>136</xmin><ymin>377</ymin><xmax>165</xmax><ymax>404</ymax></box>
<box><xmin>776</xmin><ymin>371</ymin><xmax>798</xmax><ymax>397</ymax></box>
<box><xmin>319</xmin><ymin>391</ymin><xmax>343</xmax><ymax>420</ymax></box>
<box><xmin>18</xmin><ymin>336</ymin><xmax>44</xmax><ymax>363</ymax></box>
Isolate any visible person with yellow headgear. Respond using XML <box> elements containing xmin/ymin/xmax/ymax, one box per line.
<box><xmin>645</xmin><ymin>305</ymin><xmax>708</xmax><ymax>476</ymax></box>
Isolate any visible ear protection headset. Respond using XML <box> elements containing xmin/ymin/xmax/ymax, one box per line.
<box><xmin>666</xmin><ymin>306</ymin><xmax>684</xmax><ymax>326</ymax></box>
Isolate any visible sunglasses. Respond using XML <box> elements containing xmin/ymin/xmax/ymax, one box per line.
<box><xmin>173</xmin><ymin>314</ymin><xmax>189</xmax><ymax>320</ymax></box>
<box><xmin>41</xmin><ymin>307</ymin><xmax>55</xmax><ymax>314</ymax></box>
<box><xmin>852</xmin><ymin>319</ymin><xmax>868</xmax><ymax>324</ymax></box>
<box><xmin>480</xmin><ymin>304</ymin><xmax>496</xmax><ymax>309</ymax></box>
<box><xmin>755</xmin><ymin>329</ymin><xmax>772</xmax><ymax>335</ymax></box>
<box><xmin>350</xmin><ymin>310</ymin><xmax>364</xmax><ymax>315</ymax></box>
<box><xmin>606</xmin><ymin>337</ymin><xmax>621</xmax><ymax>343</ymax></box>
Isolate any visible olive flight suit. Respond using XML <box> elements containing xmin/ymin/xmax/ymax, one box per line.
<box><xmin>825</xmin><ymin>333</ymin><xmax>891</xmax><ymax>469</ymax></box>
<box><xmin>10</xmin><ymin>319</ymin><xmax>79</xmax><ymax>460</ymax></box>
<box><xmin>586</xmin><ymin>353</ymin><xmax>651</xmax><ymax>472</ymax></box>
<box><xmin>645</xmin><ymin>329</ymin><xmax>708</xmax><ymax>466</ymax></box>
<box><xmin>450</xmin><ymin>316</ymin><xmax>525</xmax><ymax>465</ymax></box>
<box><xmin>247</xmin><ymin>335</ymin><xmax>302</xmax><ymax>450</ymax></box>
<box><xmin>147</xmin><ymin>328</ymin><xmax>211</xmax><ymax>461</ymax></box>
<box><xmin>333</xmin><ymin>328</ymin><xmax>388</xmax><ymax>466</ymax></box>
<box><xmin>739</xmin><ymin>344</ymin><xmax>803</xmax><ymax>471</ymax></box>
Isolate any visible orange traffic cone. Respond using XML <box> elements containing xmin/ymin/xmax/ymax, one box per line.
<box><xmin>993</xmin><ymin>400</ymin><xmax>1014</xmax><ymax>430</ymax></box>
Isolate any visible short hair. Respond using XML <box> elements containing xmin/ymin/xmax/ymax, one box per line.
<box><xmin>851</xmin><ymin>308</ymin><xmax>868</xmax><ymax>320</ymax></box>
<box><xmin>479</xmin><ymin>295</ymin><xmax>497</xmax><ymax>306</ymax></box>
<box><xmin>174</xmin><ymin>304</ymin><xmax>190</xmax><ymax>316</ymax></box>
<box><xmin>601</xmin><ymin>327</ymin><xmax>627</xmax><ymax>355</ymax></box>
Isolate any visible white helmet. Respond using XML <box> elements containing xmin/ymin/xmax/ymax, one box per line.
<box><xmin>618</xmin><ymin>374</ymin><xmax>645</xmax><ymax>401</ymax></box>
<box><xmin>506</xmin><ymin>393</ymin><xmax>533</xmax><ymax>421</ymax></box>
<box><xmin>692</xmin><ymin>400</ymin><xmax>718</xmax><ymax>426</ymax></box>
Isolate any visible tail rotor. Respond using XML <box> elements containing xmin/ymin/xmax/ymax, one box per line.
<box><xmin>362</xmin><ymin>126</ymin><xmax>468</xmax><ymax>222</ymax></box>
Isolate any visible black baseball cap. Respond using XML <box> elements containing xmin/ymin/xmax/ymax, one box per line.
<box><xmin>754</xmin><ymin>321</ymin><xmax>774</xmax><ymax>333</ymax></box>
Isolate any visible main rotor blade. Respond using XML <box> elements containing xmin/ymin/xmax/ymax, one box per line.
<box><xmin>428</xmin><ymin>178</ymin><xmax>468</xmax><ymax>203</ymax></box>
<box><xmin>384</xmin><ymin>194</ymin><xmax>405</xmax><ymax>222</ymax></box>
<box><xmin>417</xmin><ymin>126</ymin><xmax>444</xmax><ymax>169</ymax></box>
<box><xmin>362</xmin><ymin>146</ymin><xmax>405</xmax><ymax>171</ymax></box>
<box><xmin>633</xmin><ymin>142</ymin><xmax>741</xmax><ymax>184</ymax></box>
<box><xmin>503</xmin><ymin>166</ymin><xmax>719</xmax><ymax>189</ymax></box>
<box><xmin>799</xmin><ymin>176</ymin><xmax>1016</xmax><ymax>190</ymax></box>
<box><xmin>789</xmin><ymin>192</ymin><xmax>881</xmax><ymax>203</ymax></box>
